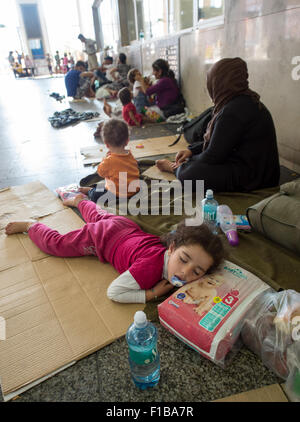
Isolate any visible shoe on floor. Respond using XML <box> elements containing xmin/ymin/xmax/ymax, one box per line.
<box><xmin>80</xmin><ymin>172</ymin><xmax>103</xmax><ymax>187</ymax></box>
<box><xmin>93</xmin><ymin>121</ymin><xmax>104</xmax><ymax>137</ymax></box>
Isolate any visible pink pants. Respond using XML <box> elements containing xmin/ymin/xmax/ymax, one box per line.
<box><xmin>28</xmin><ymin>200</ymin><xmax>133</xmax><ymax>259</ymax></box>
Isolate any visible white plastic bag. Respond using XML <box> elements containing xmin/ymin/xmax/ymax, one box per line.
<box><xmin>241</xmin><ymin>289</ymin><xmax>300</xmax><ymax>380</ymax></box>
<box><xmin>284</xmin><ymin>342</ymin><xmax>300</xmax><ymax>401</ymax></box>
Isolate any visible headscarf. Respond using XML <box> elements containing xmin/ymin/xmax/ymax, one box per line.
<box><xmin>203</xmin><ymin>57</ymin><xmax>260</xmax><ymax>149</ymax></box>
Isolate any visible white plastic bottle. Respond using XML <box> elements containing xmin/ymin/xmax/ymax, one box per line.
<box><xmin>217</xmin><ymin>204</ymin><xmax>239</xmax><ymax>246</ymax></box>
<box><xmin>126</xmin><ymin>311</ymin><xmax>160</xmax><ymax>390</ymax></box>
<box><xmin>201</xmin><ymin>189</ymin><xmax>219</xmax><ymax>234</ymax></box>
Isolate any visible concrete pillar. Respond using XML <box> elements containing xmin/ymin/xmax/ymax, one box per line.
<box><xmin>92</xmin><ymin>4</ymin><xmax>104</xmax><ymax>51</ymax></box>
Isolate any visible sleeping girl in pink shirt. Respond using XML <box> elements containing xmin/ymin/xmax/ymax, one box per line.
<box><xmin>5</xmin><ymin>196</ymin><xmax>224</xmax><ymax>304</ymax></box>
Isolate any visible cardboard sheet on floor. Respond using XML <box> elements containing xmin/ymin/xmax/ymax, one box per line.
<box><xmin>80</xmin><ymin>135</ymin><xmax>188</xmax><ymax>165</ymax></box>
<box><xmin>213</xmin><ymin>383</ymin><xmax>288</xmax><ymax>402</ymax></box>
<box><xmin>0</xmin><ymin>181</ymin><xmax>143</xmax><ymax>400</ymax></box>
<box><xmin>0</xmin><ymin>182</ymin><xmax>65</xmax><ymax>231</ymax></box>
<box><xmin>142</xmin><ymin>165</ymin><xmax>177</xmax><ymax>181</ymax></box>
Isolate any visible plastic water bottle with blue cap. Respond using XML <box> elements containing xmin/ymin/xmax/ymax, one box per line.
<box><xmin>126</xmin><ymin>311</ymin><xmax>160</xmax><ymax>390</ymax></box>
<box><xmin>201</xmin><ymin>189</ymin><xmax>219</xmax><ymax>234</ymax></box>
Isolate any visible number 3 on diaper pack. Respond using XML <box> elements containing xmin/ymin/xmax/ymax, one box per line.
<box><xmin>222</xmin><ymin>293</ymin><xmax>238</xmax><ymax>307</ymax></box>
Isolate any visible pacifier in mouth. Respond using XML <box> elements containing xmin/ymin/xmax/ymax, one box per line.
<box><xmin>170</xmin><ymin>276</ymin><xmax>187</xmax><ymax>287</ymax></box>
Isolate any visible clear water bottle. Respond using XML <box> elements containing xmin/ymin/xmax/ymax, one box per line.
<box><xmin>126</xmin><ymin>311</ymin><xmax>160</xmax><ymax>390</ymax></box>
<box><xmin>201</xmin><ymin>189</ymin><xmax>218</xmax><ymax>234</ymax></box>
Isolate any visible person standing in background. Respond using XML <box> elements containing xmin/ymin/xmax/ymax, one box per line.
<box><xmin>24</xmin><ymin>55</ymin><xmax>35</xmax><ymax>76</ymax></box>
<box><xmin>78</xmin><ymin>34</ymin><xmax>98</xmax><ymax>70</ymax></box>
<box><xmin>15</xmin><ymin>51</ymin><xmax>22</xmax><ymax>64</ymax></box>
<box><xmin>46</xmin><ymin>53</ymin><xmax>53</xmax><ymax>75</ymax></box>
<box><xmin>62</xmin><ymin>53</ymin><xmax>69</xmax><ymax>73</ymax></box>
<box><xmin>54</xmin><ymin>51</ymin><xmax>61</xmax><ymax>73</ymax></box>
<box><xmin>8</xmin><ymin>51</ymin><xmax>14</xmax><ymax>67</ymax></box>
<box><xmin>68</xmin><ymin>52</ymin><xmax>75</xmax><ymax>69</ymax></box>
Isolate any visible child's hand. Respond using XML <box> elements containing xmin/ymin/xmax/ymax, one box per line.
<box><xmin>144</xmin><ymin>76</ymin><xmax>152</xmax><ymax>85</ymax></box>
<box><xmin>145</xmin><ymin>279</ymin><xmax>174</xmax><ymax>301</ymax></box>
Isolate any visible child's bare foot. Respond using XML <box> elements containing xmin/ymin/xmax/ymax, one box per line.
<box><xmin>103</xmin><ymin>99</ymin><xmax>112</xmax><ymax>117</ymax></box>
<box><xmin>78</xmin><ymin>187</ymin><xmax>92</xmax><ymax>194</ymax></box>
<box><xmin>5</xmin><ymin>220</ymin><xmax>36</xmax><ymax>235</ymax></box>
<box><xmin>156</xmin><ymin>159</ymin><xmax>176</xmax><ymax>174</ymax></box>
<box><xmin>62</xmin><ymin>193</ymin><xmax>87</xmax><ymax>208</ymax></box>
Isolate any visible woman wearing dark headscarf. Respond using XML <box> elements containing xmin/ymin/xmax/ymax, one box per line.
<box><xmin>156</xmin><ymin>57</ymin><xmax>280</xmax><ymax>192</ymax></box>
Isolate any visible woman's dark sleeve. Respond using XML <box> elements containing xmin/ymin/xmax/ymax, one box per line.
<box><xmin>188</xmin><ymin>141</ymin><xmax>204</xmax><ymax>155</ymax></box>
<box><xmin>194</xmin><ymin>112</ymin><xmax>245</xmax><ymax>164</ymax></box>
<box><xmin>146</xmin><ymin>83</ymin><xmax>159</xmax><ymax>96</ymax></box>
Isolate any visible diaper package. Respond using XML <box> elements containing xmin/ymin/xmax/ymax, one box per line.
<box><xmin>158</xmin><ymin>260</ymin><xmax>270</xmax><ymax>367</ymax></box>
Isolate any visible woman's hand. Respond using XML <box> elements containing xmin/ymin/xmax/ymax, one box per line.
<box><xmin>135</xmin><ymin>73</ymin><xmax>143</xmax><ymax>82</ymax></box>
<box><xmin>175</xmin><ymin>149</ymin><xmax>192</xmax><ymax>166</ymax></box>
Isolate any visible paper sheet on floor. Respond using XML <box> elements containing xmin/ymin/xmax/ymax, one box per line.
<box><xmin>0</xmin><ymin>181</ymin><xmax>143</xmax><ymax>400</ymax></box>
<box><xmin>80</xmin><ymin>135</ymin><xmax>188</xmax><ymax>165</ymax></box>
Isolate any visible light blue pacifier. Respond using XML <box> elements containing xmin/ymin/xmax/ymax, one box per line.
<box><xmin>170</xmin><ymin>276</ymin><xmax>187</xmax><ymax>287</ymax></box>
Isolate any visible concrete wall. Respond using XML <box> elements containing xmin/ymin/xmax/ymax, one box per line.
<box><xmin>124</xmin><ymin>0</ymin><xmax>300</xmax><ymax>173</ymax></box>
<box><xmin>180</xmin><ymin>0</ymin><xmax>300</xmax><ymax>173</ymax></box>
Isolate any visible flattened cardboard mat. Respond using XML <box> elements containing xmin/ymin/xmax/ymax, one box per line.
<box><xmin>80</xmin><ymin>135</ymin><xmax>188</xmax><ymax>165</ymax></box>
<box><xmin>0</xmin><ymin>181</ymin><xmax>143</xmax><ymax>400</ymax></box>
<box><xmin>213</xmin><ymin>383</ymin><xmax>288</xmax><ymax>402</ymax></box>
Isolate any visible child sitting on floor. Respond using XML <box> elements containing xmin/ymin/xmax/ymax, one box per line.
<box><xmin>5</xmin><ymin>206</ymin><xmax>225</xmax><ymax>304</ymax></box>
<box><xmin>118</xmin><ymin>87</ymin><xmax>144</xmax><ymax>127</ymax></box>
<box><xmin>127</xmin><ymin>68</ymin><xmax>150</xmax><ymax>113</ymax></box>
<box><xmin>118</xmin><ymin>87</ymin><xmax>163</xmax><ymax>127</ymax></box>
<box><xmin>80</xmin><ymin>118</ymin><xmax>140</xmax><ymax>202</ymax></box>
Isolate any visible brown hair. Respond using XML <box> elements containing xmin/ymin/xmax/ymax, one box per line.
<box><xmin>160</xmin><ymin>221</ymin><xmax>225</xmax><ymax>273</ymax></box>
<box><xmin>101</xmin><ymin>118</ymin><xmax>129</xmax><ymax>147</ymax></box>
<box><xmin>152</xmin><ymin>59</ymin><xmax>175</xmax><ymax>79</ymax></box>
<box><xmin>127</xmin><ymin>68</ymin><xmax>139</xmax><ymax>84</ymax></box>
<box><xmin>118</xmin><ymin>87</ymin><xmax>132</xmax><ymax>106</ymax></box>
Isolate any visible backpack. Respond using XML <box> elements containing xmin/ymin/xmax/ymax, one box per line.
<box><xmin>247</xmin><ymin>179</ymin><xmax>300</xmax><ymax>256</ymax></box>
<box><xmin>168</xmin><ymin>106</ymin><xmax>213</xmax><ymax>146</ymax></box>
